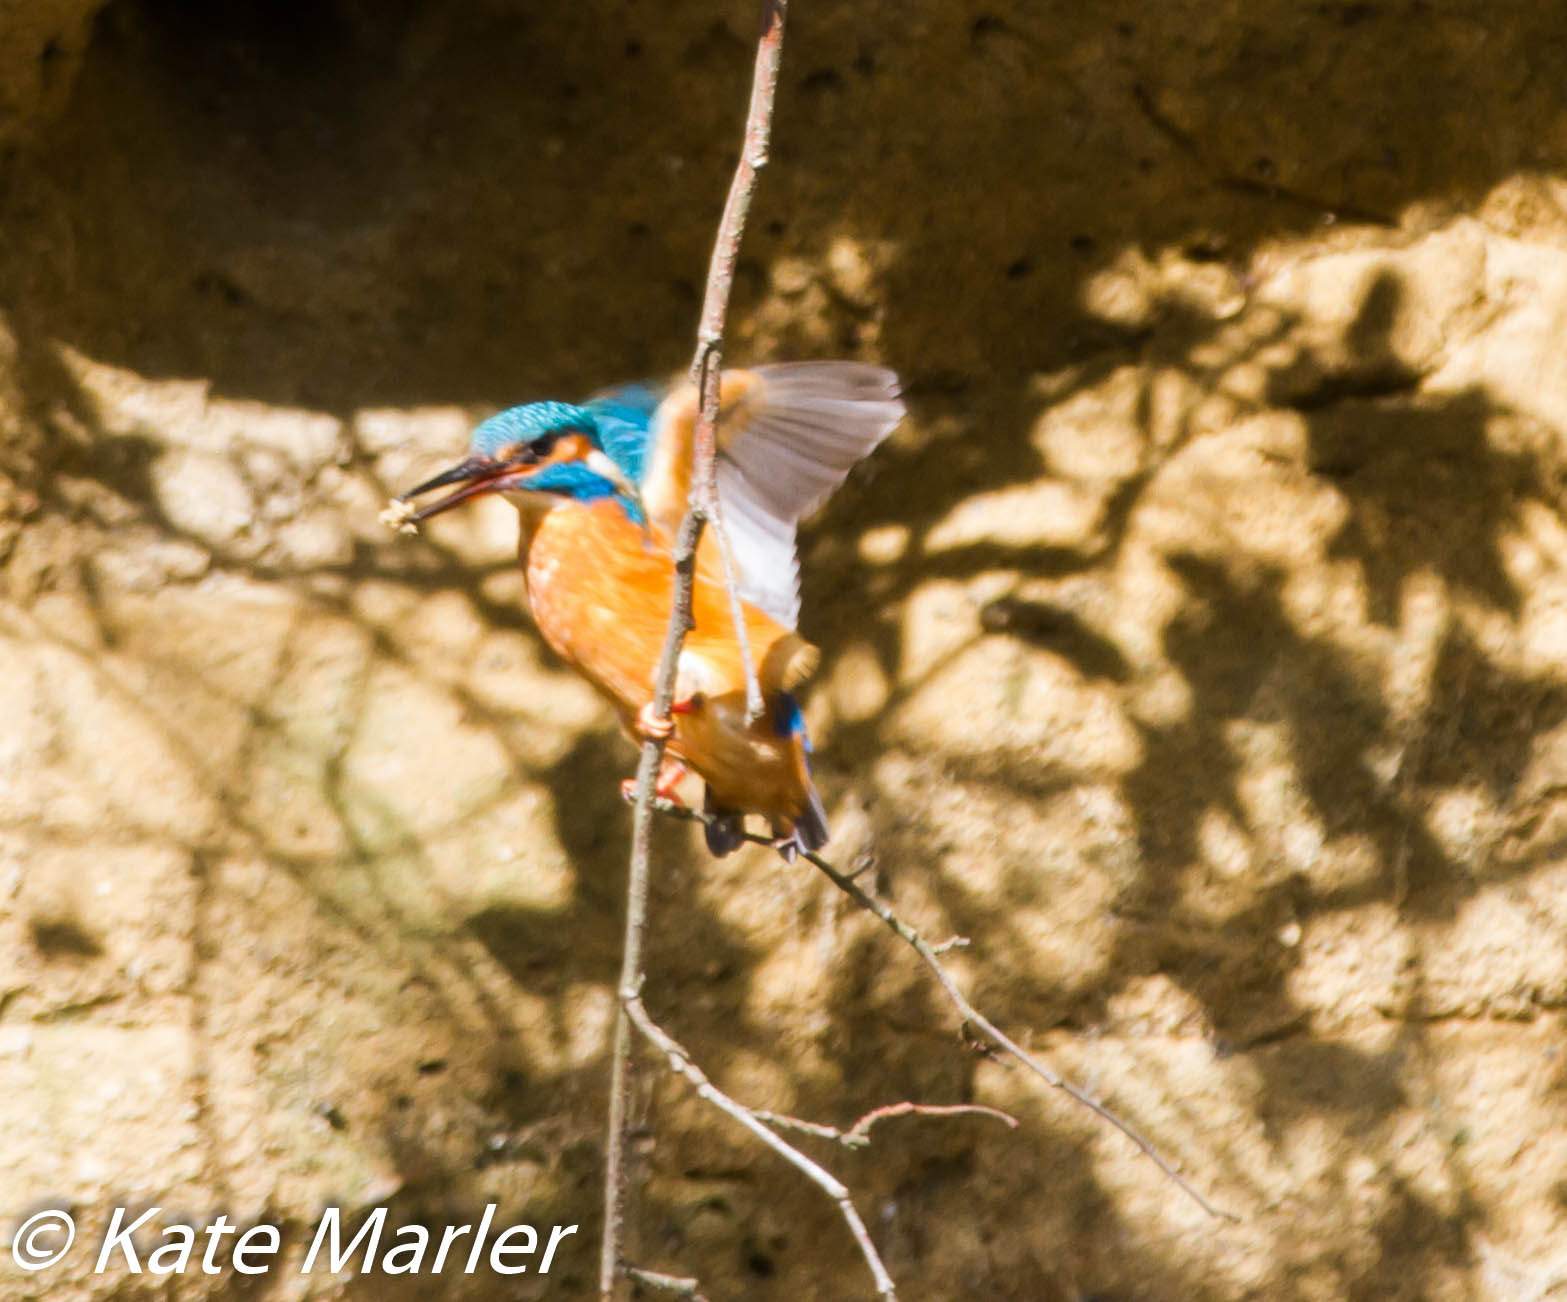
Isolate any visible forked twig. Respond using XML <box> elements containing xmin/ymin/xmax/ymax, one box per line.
<box><xmin>645</xmin><ymin>797</ymin><xmax>1238</xmax><ymax>1224</ymax></box>
<box><xmin>625</xmin><ymin>992</ymin><xmax>898</xmax><ymax>1299</ymax></box>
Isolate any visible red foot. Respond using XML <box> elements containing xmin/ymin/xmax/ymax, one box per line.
<box><xmin>656</xmin><ymin>759</ymin><xmax>689</xmax><ymax>801</ymax></box>
<box><xmin>635</xmin><ymin>701</ymin><xmax>674</xmax><ymax>741</ymax></box>
<box><xmin>620</xmin><ymin>759</ymin><xmax>690</xmax><ymax>807</ymax></box>
<box><xmin>635</xmin><ymin>694</ymin><xmax>705</xmax><ymax>741</ymax></box>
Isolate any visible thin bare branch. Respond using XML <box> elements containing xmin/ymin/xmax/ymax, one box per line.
<box><xmin>758</xmin><ymin>1100</ymin><xmax>1020</xmax><ymax>1149</ymax></box>
<box><xmin>642</xmin><ymin>797</ymin><xmax>1239</xmax><ymax>1224</ymax></box>
<box><xmin>624</xmin><ymin>992</ymin><xmax>898</xmax><ymax>1300</ymax></box>
<box><xmin>751</xmin><ymin>1110</ymin><xmax>847</xmax><ymax>1143</ymax></box>
<box><xmin>600</xmin><ymin>511</ymin><xmax>703</xmax><ymax>1300</ymax></box>
<box><xmin>685</xmin><ymin>0</ymin><xmax>788</xmax><ymax>726</ymax></box>
<box><xmin>800</xmin><ymin>852</ymin><xmax>1237</xmax><ymax>1222</ymax></box>
<box><xmin>705</xmin><ymin>488</ymin><xmax>765</xmax><ymax>724</ymax></box>
<box><xmin>601</xmin><ymin>3</ymin><xmax>789</xmax><ymax>1296</ymax></box>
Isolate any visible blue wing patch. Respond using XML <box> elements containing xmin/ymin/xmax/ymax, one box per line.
<box><xmin>771</xmin><ymin>690</ymin><xmax>828</xmax><ymax>856</ymax></box>
<box><xmin>771</xmin><ymin>692</ymin><xmax>812</xmax><ymax>750</ymax></box>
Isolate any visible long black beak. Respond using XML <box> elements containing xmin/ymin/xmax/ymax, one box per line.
<box><xmin>398</xmin><ymin>454</ymin><xmax>527</xmax><ymax>523</ymax></box>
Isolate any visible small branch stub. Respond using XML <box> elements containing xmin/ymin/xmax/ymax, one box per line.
<box><xmin>623</xmin><ymin>1266</ymin><xmax>712</xmax><ymax>1302</ymax></box>
<box><xmin>759</xmin><ymin>1101</ymin><xmax>1020</xmax><ymax>1149</ymax></box>
<box><xmin>623</xmin><ymin>995</ymin><xmax>898</xmax><ymax>1300</ymax></box>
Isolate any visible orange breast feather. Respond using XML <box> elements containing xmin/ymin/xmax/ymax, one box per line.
<box><xmin>519</xmin><ymin>498</ymin><xmax>816</xmax><ymax>823</ymax></box>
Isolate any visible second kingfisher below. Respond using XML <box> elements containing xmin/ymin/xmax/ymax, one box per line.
<box><xmin>391</xmin><ymin>361</ymin><xmax>904</xmax><ymax>859</ymax></box>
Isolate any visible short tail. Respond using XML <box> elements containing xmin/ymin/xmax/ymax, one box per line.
<box><xmin>772</xmin><ymin>784</ymin><xmax>829</xmax><ymax>863</ymax></box>
<box><xmin>701</xmin><ymin>784</ymin><xmax>830</xmax><ymax>862</ymax></box>
<box><xmin>702</xmin><ymin>694</ymin><xmax>832</xmax><ymax>861</ymax></box>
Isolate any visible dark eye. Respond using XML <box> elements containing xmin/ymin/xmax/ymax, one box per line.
<box><xmin>528</xmin><ymin>431</ymin><xmax>561</xmax><ymax>458</ymax></box>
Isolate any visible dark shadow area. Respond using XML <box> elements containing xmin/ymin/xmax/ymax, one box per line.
<box><xmin>979</xmin><ymin>596</ymin><xmax>1133</xmax><ymax>683</ymax></box>
<box><xmin>6</xmin><ymin>0</ymin><xmax>1567</xmax><ymax>417</ymax></box>
<box><xmin>28</xmin><ymin>914</ymin><xmax>105</xmax><ymax>959</ymax></box>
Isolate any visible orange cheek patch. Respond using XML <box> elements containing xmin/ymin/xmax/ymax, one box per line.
<box><xmin>544</xmin><ymin>432</ymin><xmax>595</xmax><ymax>466</ymax></box>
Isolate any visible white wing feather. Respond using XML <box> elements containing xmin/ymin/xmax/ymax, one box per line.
<box><xmin>715</xmin><ymin>362</ymin><xmax>903</xmax><ymax>628</ymax></box>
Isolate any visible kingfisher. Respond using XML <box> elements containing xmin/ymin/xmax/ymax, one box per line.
<box><xmin>388</xmin><ymin>362</ymin><xmax>904</xmax><ymax>859</ymax></box>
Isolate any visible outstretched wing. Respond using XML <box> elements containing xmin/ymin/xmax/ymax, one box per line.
<box><xmin>639</xmin><ymin>362</ymin><xmax>904</xmax><ymax>627</ymax></box>
<box><xmin>717</xmin><ymin>363</ymin><xmax>903</xmax><ymax>626</ymax></box>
